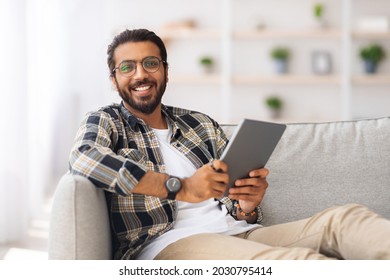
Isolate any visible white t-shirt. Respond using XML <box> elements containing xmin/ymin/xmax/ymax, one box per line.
<box><xmin>136</xmin><ymin>126</ymin><xmax>260</xmax><ymax>259</ymax></box>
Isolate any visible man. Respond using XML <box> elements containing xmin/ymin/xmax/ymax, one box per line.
<box><xmin>69</xmin><ymin>28</ymin><xmax>390</xmax><ymax>260</ymax></box>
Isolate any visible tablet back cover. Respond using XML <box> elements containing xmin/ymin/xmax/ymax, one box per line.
<box><xmin>221</xmin><ymin>119</ymin><xmax>286</xmax><ymax>189</ymax></box>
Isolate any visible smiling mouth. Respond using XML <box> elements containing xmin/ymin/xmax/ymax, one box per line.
<box><xmin>133</xmin><ymin>84</ymin><xmax>152</xmax><ymax>91</ymax></box>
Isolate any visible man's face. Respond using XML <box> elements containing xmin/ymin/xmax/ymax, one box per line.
<box><xmin>112</xmin><ymin>41</ymin><xmax>168</xmax><ymax>115</ymax></box>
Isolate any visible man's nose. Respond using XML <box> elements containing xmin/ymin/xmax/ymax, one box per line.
<box><xmin>132</xmin><ymin>62</ymin><xmax>149</xmax><ymax>79</ymax></box>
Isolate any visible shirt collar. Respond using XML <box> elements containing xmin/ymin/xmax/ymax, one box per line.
<box><xmin>119</xmin><ymin>102</ymin><xmax>138</xmax><ymax>129</ymax></box>
<box><xmin>119</xmin><ymin>102</ymin><xmax>181</xmax><ymax>137</ymax></box>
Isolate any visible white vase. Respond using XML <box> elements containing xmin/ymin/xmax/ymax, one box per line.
<box><xmin>268</xmin><ymin>108</ymin><xmax>282</xmax><ymax>119</ymax></box>
<box><xmin>314</xmin><ymin>18</ymin><xmax>327</xmax><ymax>29</ymax></box>
<box><xmin>201</xmin><ymin>65</ymin><xmax>214</xmax><ymax>74</ymax></box>
<box><xmin>274</xmin><ymin>59</ymin><xmax>288</xmax><ymax>74</ymax></box>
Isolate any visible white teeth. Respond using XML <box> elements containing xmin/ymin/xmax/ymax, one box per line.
<box><xmin>134</xmin><ymin>85</ymin><xmax>151</xmax><ymax>91</ymax></box>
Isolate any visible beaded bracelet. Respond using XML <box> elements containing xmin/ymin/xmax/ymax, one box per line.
<box><xmin>235</xmin><ymin>203</ymin><xmax>257</xmax><ymax>217</ymax></box>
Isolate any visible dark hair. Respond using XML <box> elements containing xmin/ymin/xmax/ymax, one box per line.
<box><xmin>107</xmin><ymin>28</ymin><xmax>168</xmax><ymax>77</ymax></box>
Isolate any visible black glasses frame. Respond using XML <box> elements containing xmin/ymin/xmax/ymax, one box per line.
<box><xmin>112</xmin><ymin>56</ymin><xmax>166</xmax><ymax>77</ymax></box>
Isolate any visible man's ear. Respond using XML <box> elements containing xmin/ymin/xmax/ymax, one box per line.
<box><xmin>165</xmin><ymin>65</ymin><xmax>169</xmax><ymax>83</ymax></box>
<box><xmin>111</xmin><ymin>76</ymin><xmax>118</xmax><ymax>91</ymax></box>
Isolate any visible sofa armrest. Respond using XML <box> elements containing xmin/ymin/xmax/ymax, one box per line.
<box><xmin>48</xmin><ymin>173</ymin><xmax>112</xmax><ymax>259</ymax></box>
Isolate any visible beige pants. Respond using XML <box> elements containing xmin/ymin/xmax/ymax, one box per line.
<box><xmin>155</xmin><ymin>204</ymin><xmax>390</xmax><ymax>260</ymax></box>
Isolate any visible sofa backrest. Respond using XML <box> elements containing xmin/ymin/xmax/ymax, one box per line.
<box><xmin>249</xmin><ymin>117</ymin><xmax>390</xmax><ymax>226</ymax></box>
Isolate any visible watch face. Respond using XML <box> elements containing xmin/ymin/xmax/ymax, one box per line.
<box><xmin>167</xmin><ymin>177</ymin><xmax>181</xmax><ymax>192</ymax></box>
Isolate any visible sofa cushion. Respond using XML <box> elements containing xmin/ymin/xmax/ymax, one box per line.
<box><xmin>260</xmin><ymin>117</ymin><xmax>390</xmax><ymax>226</ymax></box>
<box><xmin>48</xmin><ymin>174</ymin><xmax>112</xmax><ymax>259</ymax></box>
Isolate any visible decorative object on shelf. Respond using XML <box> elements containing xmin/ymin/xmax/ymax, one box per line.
<box><xmin>265</xmin><ymin>96</ymin><xmax>283</xmax><ymax>119</ymax></box>
<box><xmin>161</xmin><ymin>19</ymin><xmax>196</xmax><ymax>30</ymax></box>
<box><xmin>160</xmin><ymin>19</ymin><xmax>197</xmax><ymax>45</ymax></box>
<box><xmin>313</xmin><ymin>3</ymin><xmax>326</xmax><ymax>28</ymax></box>
<box><xmin>359</xmin><ymin>44</ymin><xmax>386</xmax><ymax>74</ymax></box>
<box><xmin>311</xmin><ymin>51</ymin><xmax>332</xmax><ymax>75</ymax></box>
<box><xmin>199</xmin><ymin>56</ymin><xmax>215</xmax><ymax>74</ymax></box>
<box><xmin>356</xmin><ymin>16</ymin><xmax>389</xmax><ymax>32</ymax></box>
<box><xmin>256</xmin><ymin>20</ymin><xmax>267</xmax><ymax>30</ymax></box>
<box><xmin>270</xmin><ymin>47</ymin><xmax>290</xmax><ymax>74</ymax></box>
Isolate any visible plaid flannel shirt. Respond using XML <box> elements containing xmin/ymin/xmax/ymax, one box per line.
<box><xmin>69</xmin><ymin>102</ymin><xmax>262</xmax><ymax>259</ymax></box>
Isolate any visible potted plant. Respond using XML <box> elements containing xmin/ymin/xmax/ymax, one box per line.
<box><xmin>313</xmin><ymin>3</ymin><xmax>326</xmax><ymax>28</ymax></box>
<box><xmin>270</xmin><ymin>47</ymin><xmax>290</xmax><ymax>74</ymax></box>
<box><xmin>265</xmin><ymin>96</ymin><xmax>283</xmax><ymax>119</ymax></box>
<box><xmin>359</xmin><ymin>44</ymin><xmax>386</xmax><ymax>74</ymax></box>
<box><xmin>199</xmin><ymin>56</ymin><xmax>214</xmax><ymax>73</ymax></box>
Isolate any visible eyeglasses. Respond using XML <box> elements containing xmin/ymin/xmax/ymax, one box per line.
<box><xmin>112</xmin><ymin>56</ymin><xmax>166</xmax><ymax>77</ymax></box>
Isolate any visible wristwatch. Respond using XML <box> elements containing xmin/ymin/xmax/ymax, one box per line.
<box><xmin>165</xmin><ymin>176</ymin><xmax>182</xmax><ymax>200</ymax></box>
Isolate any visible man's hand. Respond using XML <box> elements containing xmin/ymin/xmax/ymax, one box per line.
<box><xmin>228</xmin><ymin>168</ymin><xmax>269</xmax><ymax>214</ymax></box>
<box><xmin>177</xmin><ymin>160</ymin><xmax>229</xmax><ymax>203</ymax></box>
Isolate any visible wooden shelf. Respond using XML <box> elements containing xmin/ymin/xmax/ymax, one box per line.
<box><xmin>352</xmin><ymin>31</ymin><xmax>390</xmax><ymax>40</ymax></box>
<box><xmin>260</xmin><ymin>117</ymin><xmax>343</xmax><ymax>124</ymax></box>
<box><xmin>170</xmin><ymin>74</ymin><xmax>221</xmax><ymax>84</ymax></box>
<box><xmin>159</xmin><ymin>28</ymin><xmax>220</xmax><ymax>39</ymax></box>
<box><xmin>352</xmin><ymin>75</ymin><xmax>390</xmax><ymax>85</ymax></box>
<box><xmin>233</xmin><ymin>28</ymin><xmax>342</xmax><ymax>39</ymax></box>
<box><xmin>233</xmin><ymin>74</ymin><xmax>341</xmax><ymax>86</ymax></box>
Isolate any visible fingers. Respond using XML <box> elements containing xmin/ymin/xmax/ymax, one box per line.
<box><xmin>206</xmin><ymin>163</ymin><xmax>229</xmax><ymax>185</ymax></box>
<box><xmin>184</xmin><ymin>160</ymin><xmax>269</xmax><ymax>202</ymax></box>
<box><xmin>234</xmin><ymin>168</ymin><xmax>269</xmax><ymax>188</ymax></box>
<box><xmin>209</xmin><ymin>159</ymin><xmax>228</xmax><ymax>173</ymax></box>
<box><xmin>182</xmin><ymin>175</ymin><xmax>227</xmax><ymax>202</ymax></box>
<box><xmin>183</xmin><ymin>161</ymin><xmax>229</xmax><ymax>202</ymax></box>
<box><xmin>249</xmin><ymin>168</ymin><xmax>269</xmax><ymax>178</ymax></box>
<box><xmin>211</xmin><ymin>182</ymin><xmax>228</xmax><ymax>198</ymax></box>
<box><xmin>229</xmin><ymin>185</ymin><xmax>266</xmax><ymax>197</ymax></box>
<box><xmin>235</xmin><ymin>177</ymin><xmax>268</xmax><ymax>188</ymax></box>
<box><xmin>208</xmin><ymin>159</ymin><xmax>230</xmax><ymax>195</ymax></box>
<box><xmin>229</xmin><ymin>168</ymin><xmax>269</xmax><ymax>201</ymax></box>
<box><xmin>229</xmin><ymin>183</ymin><xmax>267</xmax><ymax>197</ymax></box>
<box><xmin>228</xmin><ymin>185</ymin><xmax>267</xmax><ymax>202</ymax></box>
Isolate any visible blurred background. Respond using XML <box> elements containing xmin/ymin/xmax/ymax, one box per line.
<box><xmin>1</xmin><ymin>0</ymin><xmax>390</xmax><ymax>259</ymax></box>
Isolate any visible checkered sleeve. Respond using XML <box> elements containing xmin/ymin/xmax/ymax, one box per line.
<box><xmin>69</xmin><ymin>111</ymin><xmax>148</xmax><ymax>195</ymax></box>
<box><xmin>215</xmin><ymin>122</ymin><xmax>229</xmax><ymax>159</ymax></box>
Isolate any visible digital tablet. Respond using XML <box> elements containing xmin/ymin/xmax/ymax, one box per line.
<box><xmin>221</xmin><ymin>119</ymin><xmax>286</xmax><ymax>191</ymax></box>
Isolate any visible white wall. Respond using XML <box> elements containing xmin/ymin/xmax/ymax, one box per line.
<box><xmin>0</xmin><ymin>0</ymin><xmax>29</xmax><ymax>243</ymax></box>
<box><xmin>41</xmin><ymin>0</ymin><xmax>390</xmax><ymax>189</ymax></box>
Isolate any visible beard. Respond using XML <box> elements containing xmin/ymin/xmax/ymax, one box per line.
<box><xmin>116</xmin><ymin>77</ymin><xmax>167</xmax><ymax>115</ymax></box>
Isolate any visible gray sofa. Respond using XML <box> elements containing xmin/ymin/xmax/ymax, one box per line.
<box><xmin>48</xmin><ymin>117</ymin><xmax>390</xmax><ymax>259</ymax></box>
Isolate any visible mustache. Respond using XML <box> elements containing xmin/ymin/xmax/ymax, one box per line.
<box><xmin>128</xmin><ymin>79</ymin><xmax>155</xmax><ymax>89</ymax></box>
